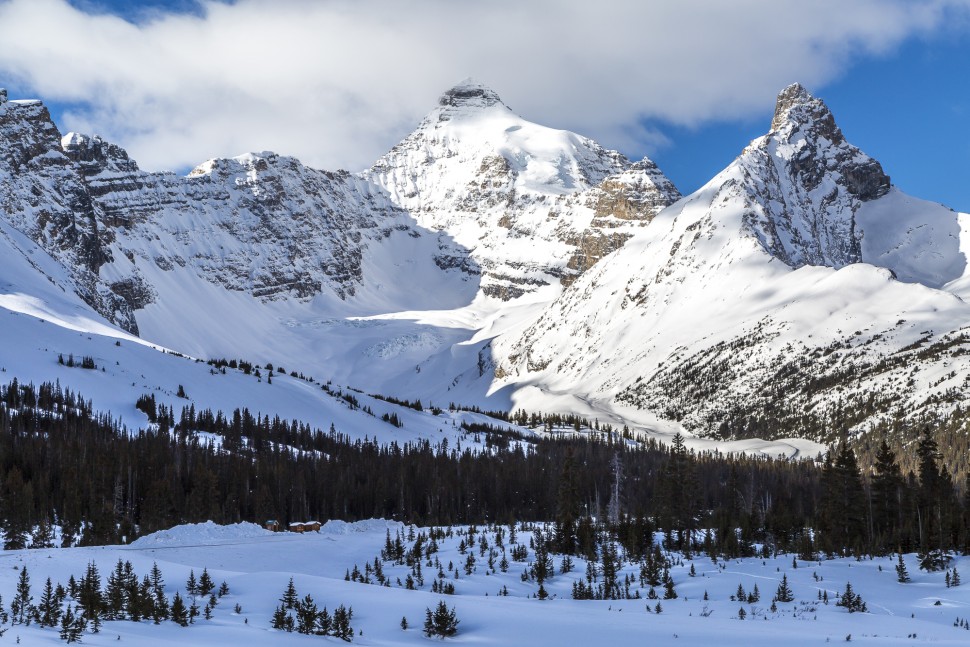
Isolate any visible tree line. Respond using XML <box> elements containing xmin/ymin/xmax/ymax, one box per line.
<box><xmin>1</xmin><ymin>379</ymin><xmax>969</xmax><ymax>563</ymax></box>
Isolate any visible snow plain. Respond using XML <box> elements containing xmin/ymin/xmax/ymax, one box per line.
<box><xmin>1</xmin><ymin>520</ymin><xmax>968</xmax><ymax>646</ymax></box>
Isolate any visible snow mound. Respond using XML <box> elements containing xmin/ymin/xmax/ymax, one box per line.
<box><xmin>129</xmin><ymin>521</ymin><xmax>273</xmax><ymax>548</ymax></box>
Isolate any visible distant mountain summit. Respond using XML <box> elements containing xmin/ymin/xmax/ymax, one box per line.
<box><xmin>436</xmin><ymin>78</ymin><xmax>506</xmax><ymax>112</ymax></box>
<box><xmin>367</xmin><ymin>79</ymin><xmax>679</xmax><ymax>299</ymax></box>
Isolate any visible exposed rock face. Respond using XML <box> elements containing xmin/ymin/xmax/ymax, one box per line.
<box><xmin>561</xmin><ymin>160</ymin><xmax>681</xmax><ymax>284</ymax></box>
<box><xmin>0</xmin><ymin>98</ymin><xmax>469</xmax><ymax>332</ymax></box>
<box><xmin>437</xmin><ymin>78</ymin><xmax>504</xmax><ymax>112</ymax></box>
<box><xmin>0</xmin><ymin>98</ymin><xmax>136</xmax><ymax>331</ymax></box>
<box><xmin>744</xmin><ymin>82</ymin><xmax>891</xmax><ymax>269</ymax></box>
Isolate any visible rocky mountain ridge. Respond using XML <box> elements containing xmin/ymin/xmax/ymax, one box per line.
<box><xmin>494</xmin><ymin>84</ymin><xmax>970</xmax><ymax>443</ymax></box>
<box><xmin>2</xmin><ymin>80</ymin><xmax>970</xmax><ymax>449</ymax></box>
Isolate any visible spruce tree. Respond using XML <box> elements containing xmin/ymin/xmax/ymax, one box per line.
<box><xmin>332</xmin><ymin>605</ymin><xmax>353</xmax><ymax>641</ymax></box>
<box><xmin>11</xmin><ymin>566</ymin><xmax>32</xmax><ymax>625</ymax></box>
<box><xmin>60</xmin><ymin>604</ymin><xmax>86</xmax><ymax>643</ymax></box>
<box><xmin>106</xmin><ymin>559</ymin><xmax>127</xmax><ymax>620</ymax></box>
<box><xmin>318</xmin><ymin>606</ymin><xmax>332</xmax><ymax>635</ymax></box>
<box><xmin>281</xmin><ymin>577</ymin><xmax>298</xmax><ymax>610</ymax></box>
<box><xmin>424</xmin><ymin>600</ymin><xmax>458</xmax><ymax>638</ymax></box>
<box><xmin>171</xmin><ymin>592</ymin><xmax>189</xmax><ymax>626</ymax></box>
<box><xmin>38</xmin><ymin>577</ymin><xmax>61</xmax><ymax>628</ymax></box>
<box><xmin>271</xmin><ymin>604</ymin><xmax>289</xmax><ymax>630</ymax></box>
<box><xmin>296</xmin><ymin>594</ymin><xmax>318</xmax><ymax>634</ymax></box>
<box><xmin>836</xmin><ymin>581</ymin><xmax>867</xmax><ymax>613</ymax></box>
<box><xmin>896</xmin><ymin>553</ymin><xmax>911</xmax><ymax>583</ymax></box>
<box><xmin>775</xmin><ymin>574</ymin><xmax>793</xmax><ymax>603</ymax></box>
<box><xmin>871</xmin><ymin>440</ymin><xmax>903</xmax><ymax>550</ymax></box>
<box><xmin>748</xmin><ymin>583</ymin><xmax>760</xmax><ymax>603</ymax></box>
<box><xmin>663</xmin><ymin>573</ymin><xmax>678</xmax><ymax>599</ymax></box>
<box><xmin>199</xmin><ymin>568</ymin><xmax>215</xmax><ymax>596</ymax></box>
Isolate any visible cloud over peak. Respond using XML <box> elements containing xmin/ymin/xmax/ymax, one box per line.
<box><xmin>0</xmin><ymin>0</ymin><xmax>966</xmax><ymax>172</ymax></box>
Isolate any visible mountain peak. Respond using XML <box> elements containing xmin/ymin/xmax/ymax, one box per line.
<box><xmin>0</xmin><ymin>88</ymin><xmax>7</xmax><ymax>104</ymax></box>
<box><xmin>769</xmin><ymin>82</ymin><xmax>835</xmax><ymax>134</ymax></box>
<box><xmin>437</xmin><ymin>78</ymin><xmax>505</xmax><ymax>112</ymax></box>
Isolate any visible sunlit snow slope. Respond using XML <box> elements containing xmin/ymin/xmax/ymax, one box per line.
<box><xmin>495</xmin><ymin>84</ymin><xmax>970</xmax><ymax>442</ymax></box>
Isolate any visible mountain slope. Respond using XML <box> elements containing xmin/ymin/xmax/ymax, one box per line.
<box><xmin>0</xmin><ymin>81</ymin><xmax>680</xmax><ymax>407</ymax></box>
<box><xmin>493</xmin><ymin>84</ymin><xmax>970</xmax><ymax>442</ymax></box>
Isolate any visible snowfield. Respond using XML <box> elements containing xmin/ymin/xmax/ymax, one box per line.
<box><xmin>1</xmin><ymin>521</ymin><xmax>969</xmax><ymax>645</ymax></box>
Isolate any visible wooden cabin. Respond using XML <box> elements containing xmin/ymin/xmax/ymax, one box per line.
<box><xmin>265</xmin><ymin>519</ymin><xmax>281</xmax><ymax>532</ymax></box>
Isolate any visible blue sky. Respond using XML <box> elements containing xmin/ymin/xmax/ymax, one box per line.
<box><xmin>646</xmin><ymin>31</ymin><xmax>970</xmax><ymax>211</ymax></box>
<box><xmin>1</xmin><ymin>0</ymin><xmax>968</xmax><ymax>211</ymax></box>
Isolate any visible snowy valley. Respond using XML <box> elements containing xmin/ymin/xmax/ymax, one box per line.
<box><xmin>4</xmin><ymin>77</ymin><xmax>970</xmax><ymax>646</ymax></box>
<box><xmin>1</xmin><ymin>520</ymin><xmax>968</xmax><ymax>646</ymax></box>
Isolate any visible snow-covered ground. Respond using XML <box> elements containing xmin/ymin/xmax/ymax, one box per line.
<box><xmin>1</xmin><ymin>521</ymin><xmax>969</xmax><ymax>645</ymax></box>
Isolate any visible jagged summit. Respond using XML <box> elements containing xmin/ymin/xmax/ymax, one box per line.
<box><xmin>61</xmin><ymin>131</ymin><xmax>140</xmax><ymax>176</ymax></box>
<box><xmin>762</xmin><ymin>83</ymin><xmax>890</xmax><ymax>204</ymax></box>
<box><xmin>0</xmin><ymin>88</ymin><xmax>7</xmax><ymax>104</ymax></box>
<box><xmin>770</xmin><ymin>82</ymin><xmax>813</xmax><ymax>130</ymax></box>
<box><xmin>437</xmin><ymin>78</ymin><xmax>505</xmax><ymax>110</ymax></box>
<box><xmin>768</xmin><ymin>82</ymin><xmax>845</xmax><ymax>147</ymax></box>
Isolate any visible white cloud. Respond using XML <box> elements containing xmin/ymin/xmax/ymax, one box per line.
<box><xmin>0</xmin><ymin>0</ymin><xmax>966</xmax><ymax>172</ymax></box>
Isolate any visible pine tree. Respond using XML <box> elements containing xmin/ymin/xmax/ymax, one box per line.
<box><xmin>663</xmin><ymin>571</ymin><xmax>678</xmax><ymax>599</ymax></box>
<box><xmin>11</xmin><ymin>566</ymin><xmax>32</xmax><ymax>625</ymax></box>
<box><xmin>105</xmin><ymin>559</ymin><xmax>127</xmax><ymax>620</ymax></box>
<box><xmin>171</xmin><ymin>592</ymin><xmax>189</xmax><ymax>626</ymax></box>
<box><xmin>150</xmin><ymin>562</ymin><xmax>164</xmax><ymax>591</ymax></box>
<box><xmin>835</xmin><ymin>581</ymin><xmax>867</xmax><ymax>613</ymax></box>
<box><xmin>775</xmin><ymin>574</ymin><xmax>793</xmax><ymax>603</ymax></box>
<box><xmin>281</xmin><ymin>577</ymin><xmax>298</xmax><ymax>610</ymax></box>
<box><xmin>332</xmin><ymin>604</ymin><xmax>353</xmax><ymax>641</ymax></box>
<box><xmin>871</xmin><ymin>440</ymin><xmax>903</xmax><ymax>550</ymax></box>
<box><xmin>318</xmin><ymin>606</ymin><xmax>332</xmax><ymax>635</ymax></box>
<box><xmin>896</xmin><ymin>553</ymin><xmax>911</xmax><ymax>583</ymax></box>
<box><xmin>59</xmin><ymin>604</ymin><xmax>86</xmax><ymax>643</ymax></box>
<box><xmin>424</xmin><ymin>600</ymin><xmax>459</xmax><ymax>638</ymax></box>
<box><xmin>554</xmin><ymin>447</ymin><xmax>581</xmax><ymax>554</ymax></box>
<box><xmin>186</xmin><ymin>570</ymin><xmax>198</xmax><ymax>596</ymax></box>
<box><xmin>748</xmin><ymin>583</ymin><xmax>760</xmax><ymax>603</ymax></box>
<box><xmin>271</xmin><ymin>604</ymin><xmax>289</xmax><ymax>630</ymax></box>
<box><xmin>819</xmin><ymin>443</ymin><xmax>866</xmax><ymax>555</ymax></box>
<box><xmin>296</xmin><ymin>594</ymin><xmax>318</xmax><ymax>634</ymax></box>
<box><xmin>78</xmin><ymin>561</ymin><xmax>103</xmax><ymax>624</ymax></box>
<box><xmin>198</xmin><ymin>568</ymin><xmax>215</xmax><ymax>596</ymax></box>
<box><xmin>38</xmin><ymin>577</ymin><xmax>61</xmax><ymax>628</ymax></box>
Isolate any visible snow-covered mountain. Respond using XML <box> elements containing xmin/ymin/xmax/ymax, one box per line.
<box><xmin>495</xmin><ymin>84</ymin><xmax>970</xmax><ymax>442</ymax></box>
<box><xmin>0</xmin><ymin>81</ymin><xmax>685</xmax><ymax>441</ymax></box>
<box><xmin>4</xmin><ymin>80</ymin><xmax>970</xmax><ymax>447</ymax></box>
<box><xmin>367</xmin><ymin>79</ymin><xmax>680</xmax><ymax>298</ymax></box>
